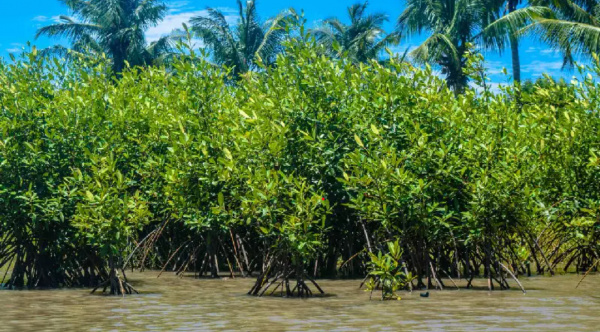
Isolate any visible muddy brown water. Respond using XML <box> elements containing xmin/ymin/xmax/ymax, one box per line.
<box><xmin>1</xmin><ymin>273</ymin><xmax>599</xmax><ymax>331</ymax></box>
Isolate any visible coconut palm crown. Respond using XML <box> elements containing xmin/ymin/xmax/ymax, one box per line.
<box><xmin>312</xmin><ymin>2</ymin><xmax>401</xmax><ymax>63</ymax></box>
<box><xmin>484</xmin><ymin>0</ymin><xmax>600</xmax><ymax>70</ymax></box>
<box><xmin>36</xmin><ymin>0</ymin><xmax>172</xmax><ymax>73</ymax></box>
<box><xmin>399</xmin><ymin>0</ymin><xmax>504</xmax><ymax>92</ymax></box>
<box><xmin>190</xmin><ymin>0</ymin><xmax>296</xmax><ymax>78</ymax></box>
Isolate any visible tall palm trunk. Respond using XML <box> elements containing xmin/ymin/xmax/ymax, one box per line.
<box><xmin>508</xmin><ymin>0</ymin><xmax>521</xmax><ymax>84</ymax></box>
<box><xmin>509</xmin><ymin>35</ymin><xmax>521</xmax><ymax>83</ymax></box>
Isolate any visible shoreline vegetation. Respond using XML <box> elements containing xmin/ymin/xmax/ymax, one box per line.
<box><xmin>1</xmin><ymin>41</ymin><xmax>599</xmax><ymax>298</ymax></box>
<box><xmin>1</xmin><ymin>0</ymin><xmax>600</xmax><ymax>300</ymax></box>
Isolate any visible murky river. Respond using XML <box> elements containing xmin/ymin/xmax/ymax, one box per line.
<box><xmin>1</xmin><ymin>273</ymin><xmax>599</xmax><ymax>331</ymax></box>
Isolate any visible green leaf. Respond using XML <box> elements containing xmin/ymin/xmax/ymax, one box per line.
<box><xmin>239</xmin><ymin>110</ymin><xmax>251</xmax><ymax>119</ymax></box>
<box><xmin>223</xmin><ymin>148</ymin><xmax>233</xmax><ymax>160</ymax></box>
<box><xmin>371</xmin><ymin>124</ymin><xmax>380</xmax><ymax>135</ymax></box>
<box><xmin>354</xmin><ymin>134</ymin><xmax>365</xmax><ymax>148</ymax></box>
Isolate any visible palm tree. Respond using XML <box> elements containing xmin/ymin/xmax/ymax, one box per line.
<box><xmin>507</xmin><ymin>0</ymin><xmax>523</xmax><ymax>83</ymax></box>
<box><xmin>399</xmin><ymin>0</ymin><xmax>502</xmax><ymax>92</ymax></box>
<box><xmin>189</xmin><ymin>0</ymin><xmax>295</xmax><ymax>78</ymax></box>
<box><xmin>483</xmin><ymin>0</ymin><xmax>525</xmax><ymax>83</ymax></box>
<box><xmin>528</xmin><ymin>0</ymin><xmax>600</xmax><ymax>64</ymax></box>
<box><xmin>484</xmin><ymin>0</ymin><xmax>600</xmax><ymax>70</ymax></box>
<box><xmin>36</xmin><ymin>0</ymin><xmax>172</xmax><ymax>73</ymax></box>
<box><xmin>483</xmin><ymin>4</ymin><xmax>560</xmax><ymax>84</ymax></box>
<box><xmin>312</xmin><ymin>2</ymin><xmax>401</xmax><ymax>63</ymax></box>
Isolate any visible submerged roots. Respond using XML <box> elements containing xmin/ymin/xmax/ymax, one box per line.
<box><xmin>248</xmin><ymin>262</ymin><xmax>324</xmax><ymax>298</ymax></box>
<box><xmin>91</xmin><ymin>267</ymin><xmax>138</xmax><ymax>296</ymax></box>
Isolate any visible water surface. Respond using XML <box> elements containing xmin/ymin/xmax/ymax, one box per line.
<box><xmin>1</xmin><ymin>273</ymin><xmax>599</xmax><ymax>331</ymax></box>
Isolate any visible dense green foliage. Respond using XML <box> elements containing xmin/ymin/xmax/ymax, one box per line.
<box><xmin>1</xmin><ymin>32</ymin><xmax>600</xmax><ymax>297</ymax></box>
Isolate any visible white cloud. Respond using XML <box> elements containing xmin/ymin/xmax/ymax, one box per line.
<box><xmin>388</xmin><ymin>45</ymin><xmax>412</xmax><ymax>56</ymax></box>
<box><xmin>525</xmin><ymin>46</ymin><xmax>561</xmax><ymax>58</ymax></box>
<box><xmin>471</xmin><ymin>81</ymin><xmax>506</xmax><ymax>93</ymax></box>
<box><xmin>487</xmin><ymin>82</ymin><xmax>506</xmax><ymax>92</ymax></box>
<box><xmin>167</xmin><ymin>1</ymin><xmax>192</xmax><ymax>14</ymax></box>
<box><xmin>521</xmin><ymin>60</ymin><xmax>564</xmax><ymax>75</ymax></box>
<box><xmin>146</xmin><ymin>7</ymin><xmax>238</xmax><ymax>42</ymax></box>
<box><xmin>6</xmin><ymin>43</ymin><xmax>24</xmax><ymax>53</ymax></box>
<box><xmin>485</xmin><ymin>60</ymin><xmax>508</xmax><ymax>76</ymax></box>
<box><xmin>540</xmin><ymin>49</ymin><xmax>557</xmax><ymax>55</ymax></box>
<box><xmin>32</xmin><ymin>15</ymin><xmax>65</xmax><ymax>23</ymax></box>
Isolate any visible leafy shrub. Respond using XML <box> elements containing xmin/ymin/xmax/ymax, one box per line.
<box><xmin>2</xmin><ymin>38</ymin><xmax>600</xmax><ymax>296</ymax></box>
<box><xmin>365</xmin><ymin>241</ymin><xmax>413</xmax><ymax>300</ymax></box>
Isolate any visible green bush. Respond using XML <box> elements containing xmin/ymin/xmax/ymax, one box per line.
<box><xmin>2</xmin><ymin>39</ymin><xmax>600</xmax><ymax>296</ymax></box>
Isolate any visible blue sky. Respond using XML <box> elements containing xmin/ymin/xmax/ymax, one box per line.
<box><xmin>0</xmin><ymin>0</ymin><xmax>583</xmax><ymax>85</ymax></box>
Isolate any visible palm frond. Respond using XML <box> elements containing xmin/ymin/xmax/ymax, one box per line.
<box><xmin>365</xmin><ymin>31</ymin><xmax>402</xmax><ymax>60</ymax></box>
<box><xmin>525</xmin><ymin>18</ymin><xmax>600</xmax><ymax>56</ymax></box>
<box><xmin>532</xmin><ymin>0</ymin><xmax>599</xmax><ymax>25</ymax></box>
<box><xmin>324</xmin><ymin>18</ymin><xmax>347</xmax><ymax>35</ymax></box>
<box><xmin>36</xmin><ymin>17</ymin><xmax>102</xmax><ymax>40</ymax></box>
<box><xmin>348</xmin><ymin>2</ymin><xmax>369</xmax><ymax>25</ymax></box>
<box><xmin>38</xmin><ymin>44</ymin><xmax>101</xmax><ymax>63</ymax></box>
<box><xmin>191</xmin><ymin>7</ymin><xmax>245</xmax><ymax>73</ymax></box>
<box><xmin>38</xmin><ymin>45</ymin><xmax>78</xmax><ymax>58</ymax></box>
<box><xmin>146</xmin><ymin>35</ymin><xmax>173</xmax><ymax>58</ymax></box>
<box><xmin>190</xmin><ymin>14</ymin><xmax>237</xmax><ymax>53</ymax></box>
<box><xmin>256</xmin><ymin>9</ymin><xmax>296</xmax><ymax>63</ymax></box>
<box><xmin>134</xmin><ymin>0</ymin><xmax>167</xmax><ymax>29</ymax></box>
<box><xmin>398</xmin><ymin>1</ymin><xmax>433</xmax><ymax>37</ymax></box>
<box><xmin>313</xmin><ymin>2</ymin><xmax>398</xmax><ymax>63</ymax></box>
<box><xmin>411</xmin><ymin>33</ymin><xmax>460</xmax><ymax>66</ymax></box>
<box><xmin>481</xmin><ymin>6</ymin><xmax>555</xmax><ymax>50</ymax></box>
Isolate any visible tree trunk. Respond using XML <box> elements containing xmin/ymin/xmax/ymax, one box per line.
<box><xmin>508</xmin><ymin>0</ymin><xmax>521</xmax><ymax>84</ymax></box>
<box><xmin>509</xmin><ymin>35</ymin><xmax>521</xmax><ymax>84</ymax></box>
<box><xmin>208</xmin><ymin>232</ymin><xmax>219</xmax><ymax>278</ymax></box>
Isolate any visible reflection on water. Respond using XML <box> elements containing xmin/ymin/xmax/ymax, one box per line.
<box><xmin>1</xmin><ymin>273</ymin><xmax>599</xmax><ymax>331</ymax></box>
